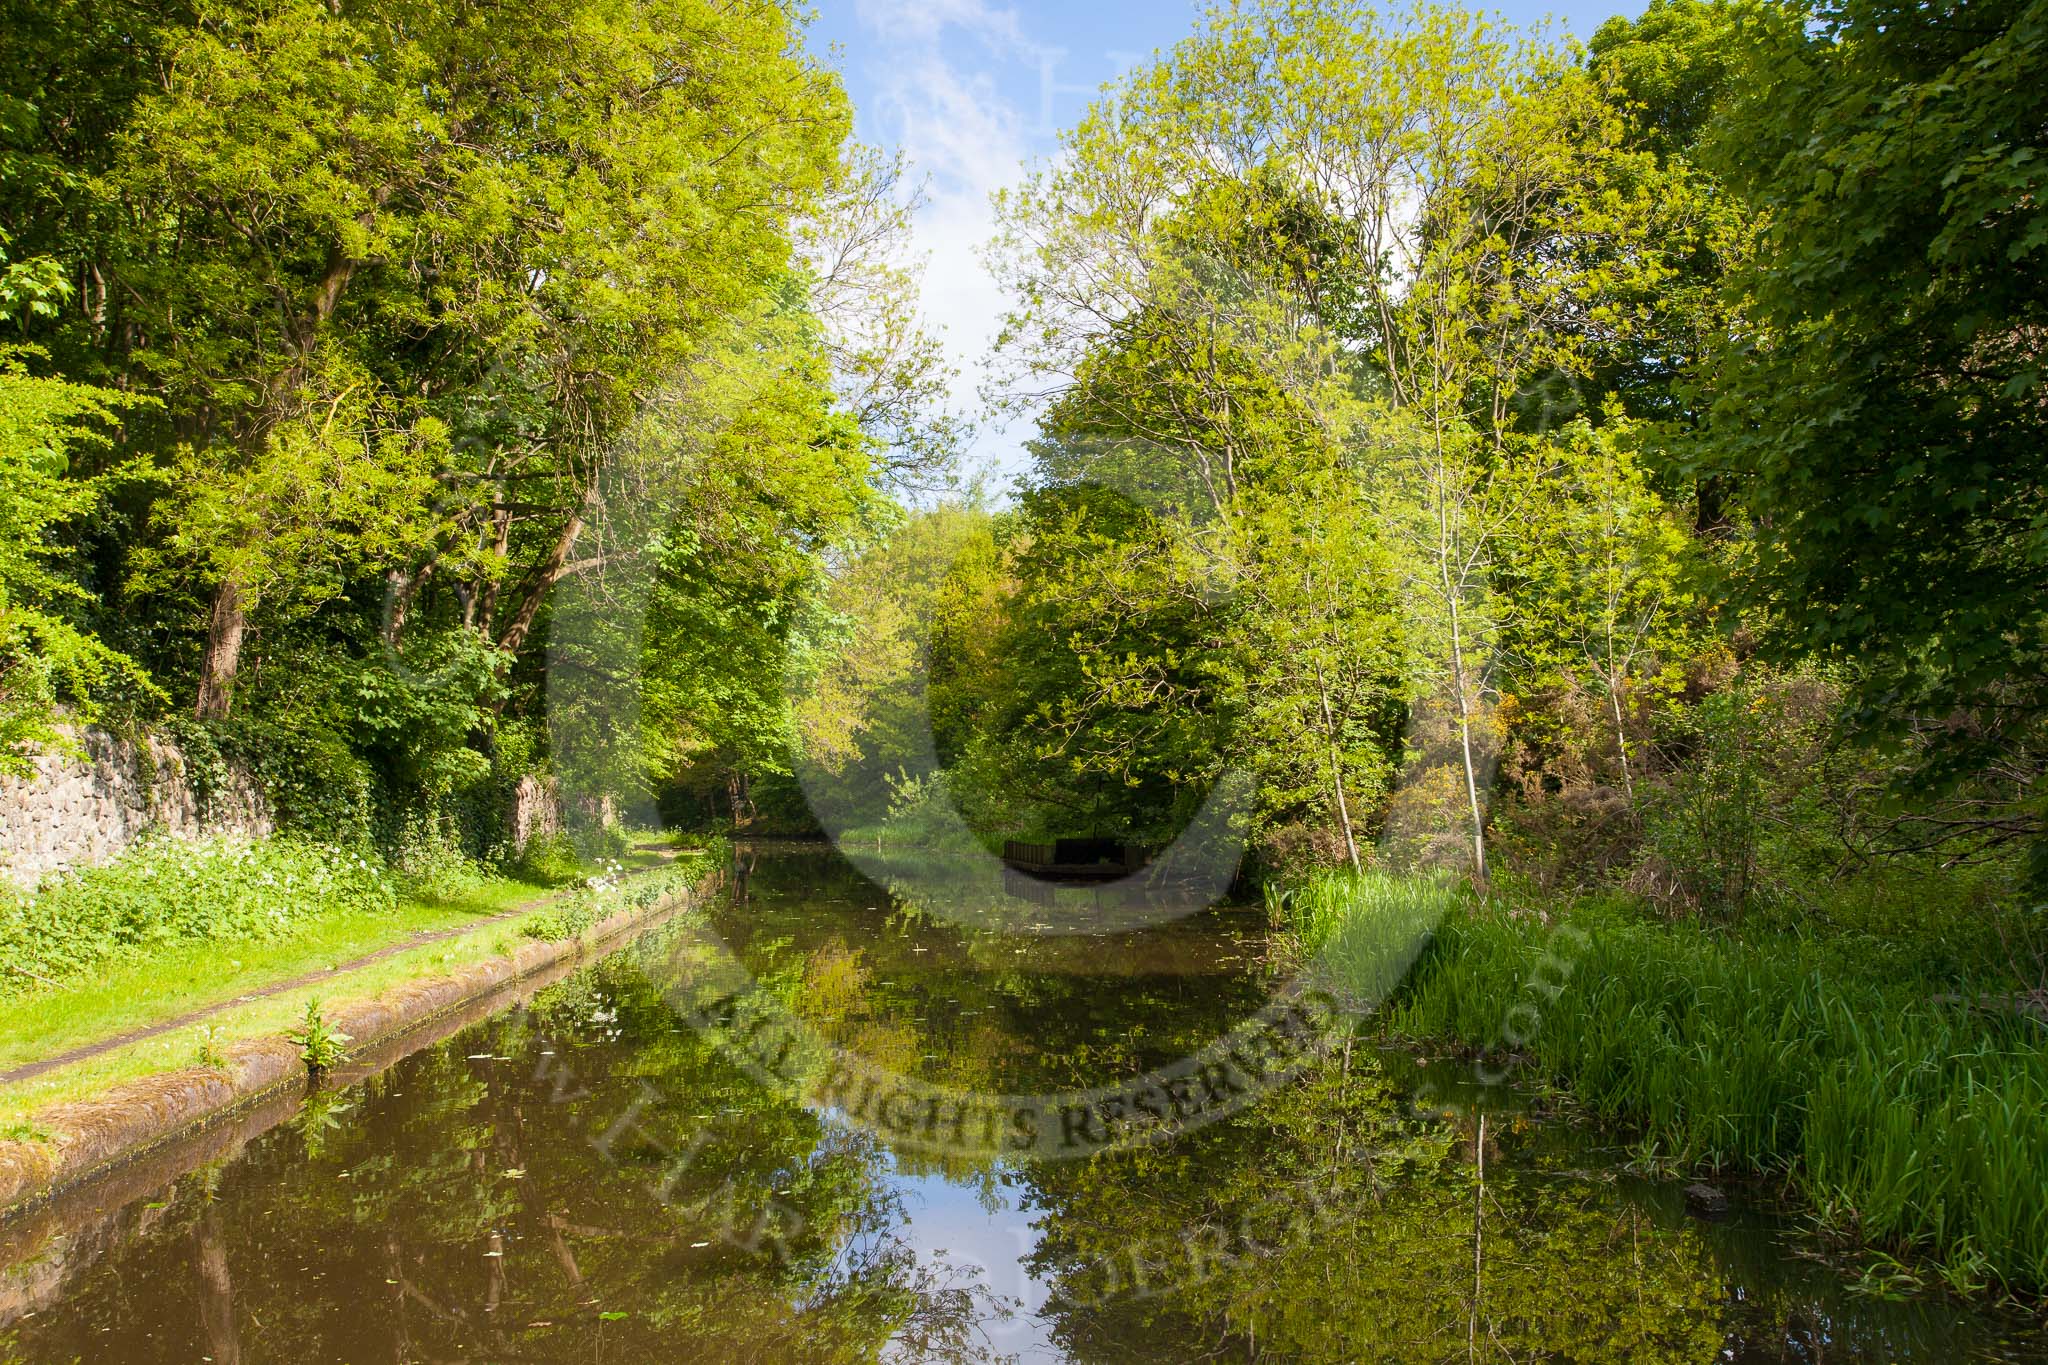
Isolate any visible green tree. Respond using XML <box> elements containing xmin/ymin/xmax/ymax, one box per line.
<box><xmin>1705</xmin><ymin>0</ymin><xmax>2048</xmax><ymax>866</ymax></box>
<box><xmin>1578</xmin><ymin>0</ymin><xmax>1788</xmax><ymax>528</ymax></box>
<box><xmin>1496</xmin><ymin>418</ymin><xmax>1699</xmax><ymax>804</ymax></box>
<box><xmin>97</xmin><ymin>0</ymin><xmax>852</xmax><ymax>718</ymax></box>
<box><xmin>1229</xmin><ymin>468</ymin><xmax>1411</xmax><ymax>869</ymax></box>
<box><xmin>0</xmin><ymin>348</ymin><xmax>150</xmax><ymax>772</ymax></box>
<box><xmin>991</xmin><ymin>1</ymin><xmax>1679</xmax><ymax>877</ymax></box>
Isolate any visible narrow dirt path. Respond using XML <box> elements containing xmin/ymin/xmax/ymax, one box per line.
<box><xmin>0</xmin><ymin>858</ymin><xmax>674</xmax><ymax>1087</ymax></box>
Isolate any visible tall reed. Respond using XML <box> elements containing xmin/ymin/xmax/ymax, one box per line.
<box><xmin>1265</xmin><ymin>868</ymin><xmax>1460</xmax><ymax>1007</ymax></box>
<box><xmin>1283</xmin><ymin>870</ymin><xmax>2048</xmax><ymax>1293</ymax></box>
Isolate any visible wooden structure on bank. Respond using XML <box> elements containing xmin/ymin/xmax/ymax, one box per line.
<box><xmin>1000</xmin><ymin>838</ymin><xmax>1145</xmax><ymax>882</ymax></box>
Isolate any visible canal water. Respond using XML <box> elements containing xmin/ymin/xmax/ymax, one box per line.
<box><xmin>2</xmin><ymin>846</ymin><xmax>2043</xmax><ymax>1362</ymax></box>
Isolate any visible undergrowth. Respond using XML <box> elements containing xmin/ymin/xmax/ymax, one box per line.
<box><xmin>510</xmin><ymin>829</ymin><xmax>593</xmax><ymax>887</ymax></box>
<box><xmin>1265</xmin><ymin>868</ymin><xmax>1462</xmax><ymax>1004</ymax></box>
<box><xmin>0</xmin><ymin>834</ymin><xmax>399</xmax><ymax>994</ymax></box>
<box><xmin>387</xmin><ymin>814</ymin><xmax>489</xmax><ymax>905</ymax></box>
<box><xmin>521</xmin><ymin>840</ymin><xmax>724</xmax><ymax>942</ymax></box>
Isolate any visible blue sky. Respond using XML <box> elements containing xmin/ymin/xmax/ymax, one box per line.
<box><xmin>802</xmin><ymin>0</ymin><xmax>1643</xmax><ymax>481</ymax></box>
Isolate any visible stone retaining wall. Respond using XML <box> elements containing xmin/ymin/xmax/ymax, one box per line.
<box><xmin>507</xmin><ymin>772</ymin><xmax>562</xmax><ymax>854</ymax></box>
<box><xmin>0</xmin><ymin>727</ymin><xmax>272</xmax><ymax>890</ymax></box>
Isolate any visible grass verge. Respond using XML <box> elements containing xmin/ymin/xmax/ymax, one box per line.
<box><xmin>0</xmin><ymin>835</ymin><xmax>722</xmax><ymax>1128</ymax></box>
<box><xmin>0</xmin><ymin>876</ymin><xmax>539</xmax><ymax>1076</ymax></box>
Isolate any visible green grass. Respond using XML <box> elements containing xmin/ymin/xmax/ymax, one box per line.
<box><xmin>0</xmin><ymin>906</ymin><xmax>553</xmax><ymax>1126</ymax></box>
<box><xmin>1265</xmin><ymin>867</ymin><xmax>1462</xmax><ymax>1004</ymax></box>
<box><xmin>0</xmin><ymin>875</ymin><xmax>539</xmax><ymax>1075</ymax></box>
<box><xmin>0</xmin><ymin>835</ymin><xmax>722</xmax><ymax>1128</ymax></box>
<box><xmin>0</xmin><ymin>834</ymin><xmax>405</xmax><ymax>992</ymax></box>
<box><xmin>1284</xmin><ymin>869</ymin><xmax>2048</xmax><ymax>1296</ymax></box>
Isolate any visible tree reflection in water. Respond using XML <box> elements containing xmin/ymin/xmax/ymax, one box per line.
<box><xmin>1</xmin><ymin>850</ymin><xmax>2040</xmax><ymax>1364</ymax></box>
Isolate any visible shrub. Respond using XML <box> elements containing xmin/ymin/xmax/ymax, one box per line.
<box><xmin>521</xmin><ymin>842</ymin><xmax>722</xmax><ymax>942</ymax></box>
<box><xmin>520</xmin><ymin>863</ymin><xmax>617</xmax><ymax>942</ymax></box>
<box><xmin>509</xmin><ymin>829</ymin><xmax>583</xmax><ymax>887</ymax></box>
<box><xmin>387</xmin><ymin>812</ymin><xmax>487</xmax><ymax>905</ymax></box>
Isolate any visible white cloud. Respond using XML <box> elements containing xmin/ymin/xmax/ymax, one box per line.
<box><xmin>852</xmin><ymin>0</ymin><xmax>1050</xmax><ymax>63</ymax></box>
<box><xmin>845</xmin><ymin>0</ymin><xmax>1056</xmax><ymax>483</ymax></box>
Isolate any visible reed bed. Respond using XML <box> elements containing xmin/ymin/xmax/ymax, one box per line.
<box><xmin>1266</xmin><ymin>867</ymin><xmax>1462</xmax><ymax>1006</ymax></box>
<box><xmin>1280</xmin><ymin>870</ymin><xmax>2048</xmax><ymax>1295</ymax></box>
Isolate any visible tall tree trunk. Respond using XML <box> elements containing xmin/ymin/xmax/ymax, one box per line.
<box><xmin>1315</xmin><ymin>660</ymin><xmax>1362</xmax><ymax>873</ymax></box>
<box><xmin>1433</xmin><ymin>437</ymin><xmax>1489</xmax><ymax>885</ymax></box>
<box><xmin>1468</xmin><ymin>1112</ymin><xmax>1486</xmax><ymax>1363</ymax></box>
<box><xmin>1445</xmin><ymin>601</ymin><xmax>1489</xmax><ymax>884</ymax></box>
<box><xmin>495</xmin><ymin>496</ymin><xmax>590</xmax><ymax>657</ymax></box>
<box><xmin>196</xmin><ymin>1207</ymin><xmax>243</xmax><ymax>1365</ymax></box>
<box><xmin>726</xmin><ymin>769</ymin><xmax>755</xmax><ymax>828</ymax></box>
<box><xmin>194</xmin><ymin>579</ymin><xmax>249</xmax><ymax>720</ymax></box>
<box><xmin>1606</xmin><ymin>669</ymin><xmax>1635</xmax><ymax>804</ymax></box>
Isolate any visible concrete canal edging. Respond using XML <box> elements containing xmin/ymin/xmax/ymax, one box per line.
<box><xmin>0</xmin><ymin>864</ymin><xmax>723</xmax><ymax>1223</ymax></box>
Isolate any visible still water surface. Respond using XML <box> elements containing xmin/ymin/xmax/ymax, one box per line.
<box><xmin>2</xmin><ymin>847</ymin><xmax>2043</xmax><ymax>1362</ymax></box>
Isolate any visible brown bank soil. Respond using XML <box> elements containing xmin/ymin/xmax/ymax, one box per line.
<box><xmin>0</xmin><ymin>861</ymin><xmax>722</xmax><ymax>1221</ymax></box>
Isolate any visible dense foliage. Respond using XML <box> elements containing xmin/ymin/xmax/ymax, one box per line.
<box><xmin>795</xmin><ymin>0</ymin><xmax>2045</xmax><ymax>922</ymax></box>
<box><xmin>0</xmin><ymin>834</ymin><xmax>396</xmax><ymax>989</ymax></box>
<box><xmin>0</xmin><ymin>0</ymin><xmax>2042</xmax><ymax>1291</ymax></box>
<box><xmin>0</xmin><ymin>0</ymin><xmax>950</xmax><ymax>867</ymax></box>
<box><xmin>5</xmin><ymin>0</ymin><xmax>2038</xmax><ymax>905</ymax></box>
<box><xmin>777</xmin><ymin>3</ymin><xmax>2048</xmax><ymax>1294</ymax></box>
